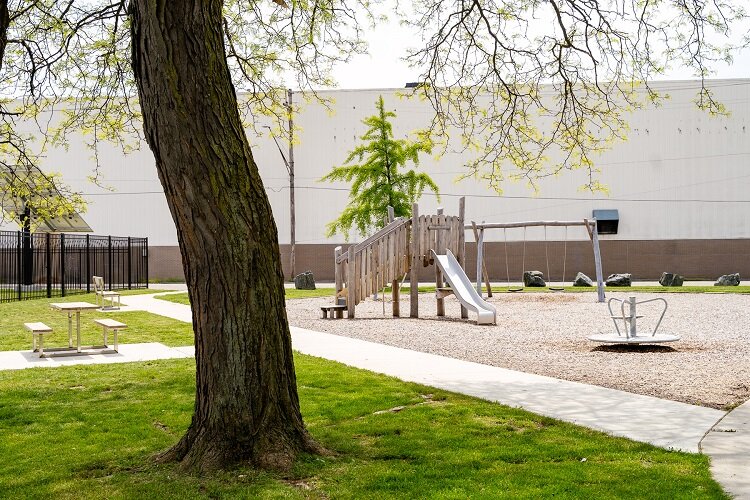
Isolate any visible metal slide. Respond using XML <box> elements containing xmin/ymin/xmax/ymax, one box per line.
<box><xmin>431</xmin><ymin>250</ymin><xmax>497</xmax><ymax>325</ymax></box>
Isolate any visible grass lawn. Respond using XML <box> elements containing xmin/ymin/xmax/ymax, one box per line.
<box><xmin>387</xmin><ymin>285</ymin><xmax>750</xmax><ymax>295</ymax></box>
<box><xmin>0</xmin><ymin>292</ymin><xmax>194</xmax><ymax>351</ymax></box>
<box><xmin>0</xmin><ymin>356</ymin><xmax>726</xmax><ymax>499</ymax></box>
<box><xmin>156</xmin><ymin>287</ymin><xmax>336</xmax><ymax>306</ymax></box>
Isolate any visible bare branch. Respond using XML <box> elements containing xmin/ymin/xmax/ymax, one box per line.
<box><xmin>403</xmin><ymin>0</ymin><xmax>747</xmax><ymax>192</ymax></box>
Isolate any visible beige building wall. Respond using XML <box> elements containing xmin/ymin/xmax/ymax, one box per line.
<box><xmin>2</xmin><ymin>80</ymin><xmax>749</xmax><ymax>282</ymax></box>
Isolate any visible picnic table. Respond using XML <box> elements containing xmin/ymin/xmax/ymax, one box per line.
<box><xmin>50</xmin><ymin>302</ymin><xmax>101</xmax><ymax>353</ymax></box>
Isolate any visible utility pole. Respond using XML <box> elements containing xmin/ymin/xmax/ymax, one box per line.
<box><xmin>287</xmin><ymin>89</ymin><xmax>295</xmax><ymax>281</ymax></box>
<box><xmin>265</xmin><ymin>90</ymin><xmax>296</xmax><ymax>281</ymax></box>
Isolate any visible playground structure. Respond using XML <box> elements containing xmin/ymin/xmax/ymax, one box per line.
<box><xmin>588</xmin><ymin>296</ymin><xmax>681</xmax><ymax>344</ymax></box>
<box><xmin>334</xmin><ymin>198</ymin><xmax>475</xmax><ymax>321</ymax></box>
<box><xmin>333</xmin><ymin>198</ymin><xmax>609</xmax><ymax>323</ymax></box>
<box><xmin>470</xmin><ymin>220</ymin><xmax>606</xmax><ymax>303</ymax></box>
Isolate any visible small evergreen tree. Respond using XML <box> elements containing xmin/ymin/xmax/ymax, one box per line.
<box><xmin>322</xmin><ymin>96</ymin><xmax>439</xmax><ymax>238</ymax></box>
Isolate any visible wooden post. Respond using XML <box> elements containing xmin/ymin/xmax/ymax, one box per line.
<box><xmin>347</xmin><ymin>246</ymin><xmax>356</xmax><ymax>318</ymax></box>
<box><xmin>475</xmin><ymin>225</ymin><xmax>484</xmax><ymax>296</ymax></box>
<box><xmin>588</xmin><ymin>219</ymin><xmax>606</xmax><ymax>303</ymax></box>
<box><xmin>392</xmin><ymin>279</ymin><xmax>400</xmax><ymax>317</ymax></box>
<box><xmin>387</xmin><ymin>205</ymin><xmax>399</xmax><ymax>315</ymax></box>
<box><xmin>458</xmin><ymin>197</ymin><xmax>468</xmax><ymax>318</ymax></box>
<box><xmin>435</xmin><ymin>207</ymin><xmax>445</xmax><ymax>317</ymax></box>
<box><xmin>410</xmin><ymin>203</ymin><xmax>419</xmax><ymax>318</ymax></box>
<box><xmin>334</xmin><ymin>246</ymin><xmax>343</xmax><ymax>296</ymax></box>
<box><xmin>471</xmin><ymin>222</ymin><xmax>493</xmax><ymax>298</ymax></box>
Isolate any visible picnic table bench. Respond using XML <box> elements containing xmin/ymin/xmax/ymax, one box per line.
<box><xmin>93</xmin><ymin>318</ymin><xmax>127</xmax><ymax>352</ymax></box>
<box><xmin>26</xmin><ymin>322</ymin><xmax>53</xmax><ymax>357</ymax></box>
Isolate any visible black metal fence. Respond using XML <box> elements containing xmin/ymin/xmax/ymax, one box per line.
<box><xmin>0</xmin><ymin>231</ymin><xmax>148</xmax><ymax>303</ymax></box>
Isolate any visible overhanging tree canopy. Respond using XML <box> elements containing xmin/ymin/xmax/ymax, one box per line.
<box><xmin>404</xmin><ymin>0</ymin><xmax>747</xmax><ymax>192</ymax></box>
<box><xmin>0</xmin><ymin>0</ymin><xmax>745</xmax><ymax>473</ymax></box>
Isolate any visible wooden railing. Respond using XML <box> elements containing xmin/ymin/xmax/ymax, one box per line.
<box><xmin>335</xmin><ymin>217</ymin><xmax>411</xmax><ymax>316</ymax></box>
<box><xmin>414</xmin><ymin>214</ymin><xmax>463</xmax><ymax>266</ymax></box>
<box><xmin>333</xmin><ymin>197</ymin><xmax>466</xmax><ymax>319</ymax></box>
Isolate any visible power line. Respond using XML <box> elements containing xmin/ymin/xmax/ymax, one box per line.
<box><xmin>289</xmin><ymin>185</ymin><xmax>750</xmax><ymax>203</ymax></box>
<box><xmin>79</xmin><ymin>182</ymin><xmax>750</xmax><ymax>204</ymax></box>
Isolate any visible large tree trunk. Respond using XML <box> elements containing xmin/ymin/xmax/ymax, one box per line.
<box><xmin>129</xmin><ymin>0</ymin><xmax>321</xmax><ymax>471</ymax></box>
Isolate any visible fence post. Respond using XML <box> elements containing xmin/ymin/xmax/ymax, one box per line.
<box><xmin>46</xmin><ymin>233</ymin><xmax>51</xmax><ymax>298</ymax></box>
<box><xmin>127</xmin><ymin>237</ymin><xmax>132</xmax><ymax>290</ymax></box>
<box><xmin>145</xmin><ymin>238</ymin><xmax>149</xmax><ymax>288</ymax></box>
<box><xmin>458</xmin><ymin>196</ymin><xmax>468</xmax><ymax>318</ymax></box>
<box><xmin>108</xmin><ymin>235</ymin><xmax>112</xmax><ymax>290</ymax></box>
<box><xmin>347</xmin><ymin>246</ymin><xmax>355</xmax><ymax>319</ymax></box>
<box><xmin>85</xmin><ymin>234</ymin><xmax>90</xmax><ymax>293</ymax></box>
<box><xmin>589</xmin><ymin>219</ymin><xmax>605</xmax><ymax>304</ymax></box>
<box><xmin>60</xmin><ymin>233</ymin><xmax>66</xmax><ymax>297</ymax></box>
<box><xmin>16</xmin><ymin>231</ymin><xmax>21</xmax><ymax>301</ymax></box>
<box><xmin>410</xmin><ymin>203</ymin><xmax>419</xmax><ymax>318</ymax></box>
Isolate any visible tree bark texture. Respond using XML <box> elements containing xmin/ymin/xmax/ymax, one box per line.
<box><xmin>0</xmin><ymin>0</ymin><xmax>9</xmax><ymax>70</ymax></box>
<box><xmin>129</xmin><ymin>0</ymin><xmax>320</xmax><ymax>471</ymax></box>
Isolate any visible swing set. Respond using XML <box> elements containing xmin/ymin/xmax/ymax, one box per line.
<box><xmin>471</xmin><ymin>219</ymin><xmax>606</xmax><ymax>303</ymax></box>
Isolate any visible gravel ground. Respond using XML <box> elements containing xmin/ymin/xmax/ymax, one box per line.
<box><xmin>287</xmin><ymin>291</ymin><xmax>750</xmax><ymax>409</ymax></box>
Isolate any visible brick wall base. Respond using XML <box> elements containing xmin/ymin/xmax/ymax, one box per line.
<box><xmin>148</xmin><ymin>240</ymin><xmax>750</xmax><ymax>283</ymax></box>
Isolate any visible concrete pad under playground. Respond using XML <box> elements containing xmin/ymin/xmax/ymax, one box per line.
<box><xmin>0</xmin><ymin>342</ymin><xmax>191</xmax><ymax>371</ymax></box>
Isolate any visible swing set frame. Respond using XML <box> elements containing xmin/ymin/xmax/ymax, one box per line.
<box><xmin>470</xmin><ymin>219</ymin><xmax>606</xmax><ymax>303</ymax></box>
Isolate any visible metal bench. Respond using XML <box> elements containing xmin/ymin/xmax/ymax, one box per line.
<box><xmin>92</xmin><ymin>276</ymin><xmax>121</xmax><ymax>310</ymax></box>
<box><xmin>320</xmin><ymin>305</ymin><xmax>347</xmax><ymax>319</ymax></box>
<box><xmin>25</xmin><ymin>322</ymin><xmax>53</xmax><ymax>357</ymax></box>
<box><xmin>93</xmin><ymin>318</ymin><xmax>127</xmax><ymax>352</ymax></box>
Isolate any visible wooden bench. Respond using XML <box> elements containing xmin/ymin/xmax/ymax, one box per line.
<box><xmin>320</xmin><ymin>305</ymin><xmax>347</xmax><ymax>319</ymax></box>
<box><xmin>25</xmin><ymin>322</ymin><xmax>53</xmax><ymax>357</ymax></box>
<box><xmin>93</xmin><ymin>319</ymin><xmax>127</xmax><ymax>352</ymax></box>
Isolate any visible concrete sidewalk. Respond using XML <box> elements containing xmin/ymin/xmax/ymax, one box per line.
<box><xmin>122</xmin><ymin>292</ymin><xmax>192</xmax><ymax>322</ymax></box>
<box><xmin>289</xmin><ymin>326</ymin><xmax>721</xmax><ymax>453</ymax></box>
<box><xmin>0</xmin><ymin>342</ymin><xmax>191</xmax><ymax>370</ymax></box>
<box><xmin>119</xmin><ymin>293</ymin><xmax>725</xmax><ymax>452</ymax></box>
<box><xmin>121</xmin><ymin>293</ymin><xmax>748</xmax><ymax>496</ymax></box>
<box><xmin>701</xmin><ymin>402</ymin><xmax>750</xmax><ymax>498</ymax></box>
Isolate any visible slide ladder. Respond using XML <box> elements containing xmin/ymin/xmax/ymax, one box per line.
<box><xmin>431</xmin><ymin>250</ymin><xmax>497</xmax><ymax>325</ymax></box>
